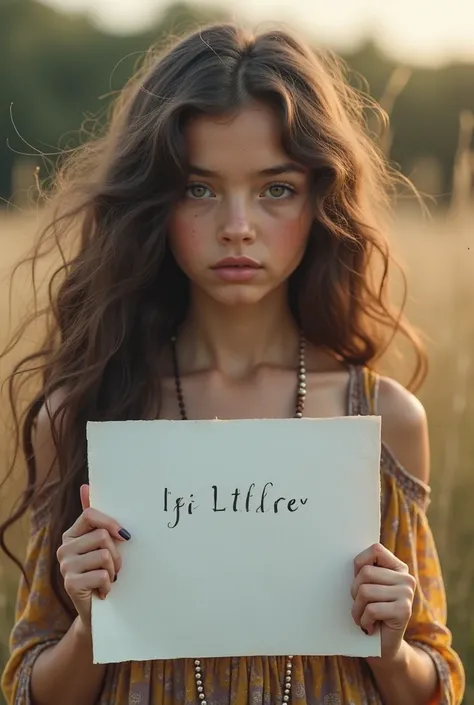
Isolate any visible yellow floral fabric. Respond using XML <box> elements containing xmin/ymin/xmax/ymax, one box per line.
<box><xmin>1</xmin><ymin>367</ymin><xmax>465</xmax><ymax>704</ymax></box>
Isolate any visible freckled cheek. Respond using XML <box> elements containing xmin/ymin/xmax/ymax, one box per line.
<box><xmin>268</xmin><ymin>217</ymin><xmax>311</xmax><ymax>262</ymax></box>
<box><xmin>169</xmin><ymin>214</ymin><xmax>209</xmax><ymax>269</ymax></box>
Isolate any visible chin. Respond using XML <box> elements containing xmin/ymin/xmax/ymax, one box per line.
<box><xmin>206</xmin><ymin>284</ymin><xmax>273</xmax><ymax>307</ymax></box>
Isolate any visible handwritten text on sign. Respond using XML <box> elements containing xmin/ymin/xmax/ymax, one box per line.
<box><xmin>164</xmin><ymin>483</ymin><xmax>308</xmax><ymax>528</ymax></box>
<box><xmin>87</xmin><ymin>417</ymin><xmax>382</xmax><ymax>664</ymax></box>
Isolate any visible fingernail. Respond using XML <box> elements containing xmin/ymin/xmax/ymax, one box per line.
<box><xmin>114</xmin><ymin>574</ymin><xmax>118</xmax><ymax>583</ymax></box>
<box><xmin>118</xmin><ymin>528</ymin><xmax>131</xmax><ymax>540</ymax></box>
<box><xmin>361</xmin><ymin>627</ymin><xmax>369</xmax><ymax>635</ymax></box>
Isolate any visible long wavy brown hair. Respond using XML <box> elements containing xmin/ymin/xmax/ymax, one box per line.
<box><xmin>0</xmin><ymin>23</ymin><xmax>426</xmax><ymax>614</ymax></box>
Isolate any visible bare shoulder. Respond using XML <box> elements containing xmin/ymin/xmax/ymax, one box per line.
<box><xmin>33</xmin><ymin>386</ymin><xmax>70</xmax><ymax>486</ymax></box>
<box><xmin>377</xmin><ymin>376</ymin><xmax>430</xmax><ymax>484</ymax></box>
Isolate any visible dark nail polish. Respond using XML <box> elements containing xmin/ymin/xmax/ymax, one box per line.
<box><xmin>114</xmin><ymin>574</ymin><xmax>118</xmax><ymax>582</ymax></box>
<box><xmin>118</xmin><ymin>528</ymin><xmax>131</xmax><ymax>541</ymax></box>
<box><xmin>361</xmin><ymin>627</ymin><xmax>369</xmax><ymax>635</ymax></box>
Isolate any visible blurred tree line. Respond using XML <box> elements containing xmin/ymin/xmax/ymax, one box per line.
<box><xmin>1</xmin><ymin>0</ymin><xmax>474</xmax><ymax>206</ymax></box>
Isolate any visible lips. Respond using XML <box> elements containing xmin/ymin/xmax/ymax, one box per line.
<box><xmin>211</xmin><ymin>257</ymin><xmax>262</xmax><ymax>269</ymax></box>
<box><xmin>210</xmin><ymin>257</ymin><xmax>263</xmax><ymax>283</ymax></box>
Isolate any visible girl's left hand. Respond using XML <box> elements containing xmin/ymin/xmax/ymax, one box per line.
<box><xmin>351</xmin><ymin>543</ymin><xmax>417</xmax><ymax>660</ymax></box>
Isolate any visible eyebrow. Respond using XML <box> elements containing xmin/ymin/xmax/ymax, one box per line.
<box><xmin>188</xmin><ymin>162</ymin><xmax>307</xmax><ymax>177</ymax></box>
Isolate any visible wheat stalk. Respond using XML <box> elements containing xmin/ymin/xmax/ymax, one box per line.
<box><xmin>378</xmin><ymin>66</ymin><xmax>412</xmax><ymax>156</ymax></box>
<box><xmin>450</xmin><ymin>110</ymin><xmax>474</xmax><ymax>214</ymax></box>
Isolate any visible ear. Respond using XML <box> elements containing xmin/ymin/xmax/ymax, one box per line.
<box><xmin>80</xmin><ymin>484</ymin><xmax>90</xmax><ymax>511</ymax></box>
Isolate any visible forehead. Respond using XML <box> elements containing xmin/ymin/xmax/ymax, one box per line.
<box><xmin>184</xmin><ymin>102</ymin><xmax>291</xmax><ymax>173</ymax></box>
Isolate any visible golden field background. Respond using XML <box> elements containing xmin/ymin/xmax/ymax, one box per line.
<box><xmin>0</xmin><ymin>205</ymin><xmax>473</xmax><ymax>702</ymax></box>
<box><xmin>2</xmin><ymin>0</ymin><xmax>474</xmax><ymax>701</ymax></box>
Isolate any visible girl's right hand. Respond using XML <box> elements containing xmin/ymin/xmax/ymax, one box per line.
<box><xmin>56</xmin><ymin>484</ymin><xmax>131</xmax><ymax>631</ymax></box>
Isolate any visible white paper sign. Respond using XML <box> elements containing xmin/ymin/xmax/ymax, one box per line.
<box><xmin>87</xmin><ymin>416</ymin><xmax>381</xmax><ymax>664</ymax></box>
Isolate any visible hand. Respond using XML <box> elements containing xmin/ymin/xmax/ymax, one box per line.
<box><xmin>351</xmin><ymin>543</ymin><xmax>416</xmax><ymax>661</ymax></box>
<box><xmin>56</xmin><ymin>484</ymin><xmax>131</xmax><ymax>631</ymax></box>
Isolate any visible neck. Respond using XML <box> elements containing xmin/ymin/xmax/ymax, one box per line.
<box><xmin>176</xmin><ymin>289</ymin><xmax>300</xmax><ymax>380</ymax></box>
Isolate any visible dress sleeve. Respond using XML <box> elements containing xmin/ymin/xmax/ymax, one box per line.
<box><xmin>380</xmin><ymin>450</ymin><xmax>465</xmax><ymax>705</ymax></box>
<box><xmin>1</xmin><ymin>488</ymin><xmax>74</xmax><ymax>705</ymax></box>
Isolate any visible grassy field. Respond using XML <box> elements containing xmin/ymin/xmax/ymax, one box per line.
<box><xmin>0</xmin><ymin>207</ymin><xmax>473</xmax><ymax>702</ymax></box>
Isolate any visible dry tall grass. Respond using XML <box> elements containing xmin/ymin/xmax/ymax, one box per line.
<box><xmin>0</xmin><ymin>203</ymin><xmax>473</xmax><ymax>703</ymax></box>
<box><xmin>1</xmin><ymin>86</ymin><xmax>474</xmax><ymax>702</ymax></box>
<box><xmin>1</xmin><ymin>72</ymin><xmax>474</xmax><ymax>698</ymax></box>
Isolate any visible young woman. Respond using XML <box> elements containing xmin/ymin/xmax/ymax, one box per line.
<box><xmin>0</xmin><ymin>22</ymin><xmax>464</xmax><ymax>705</ymax></box>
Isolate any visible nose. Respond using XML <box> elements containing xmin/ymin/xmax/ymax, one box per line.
<box><xmin>218</xmin><ymin>199</ymin><xmax>256</xmax><ymax>246</ymax></box>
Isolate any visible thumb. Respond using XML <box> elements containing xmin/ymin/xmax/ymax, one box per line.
<box><xmin>80</xmin><ymin>484</ymin><xmax>90</xmax><ymax>511</ymax></box>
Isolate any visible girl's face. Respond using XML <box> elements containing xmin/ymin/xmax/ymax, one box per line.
<box><xmin>169</xmin><ymin>102</ymin><xmax>313</xmax><ymax>308</ymax></box>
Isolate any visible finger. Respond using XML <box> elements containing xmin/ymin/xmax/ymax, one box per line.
<box><xmin>58</xmin><ymin>529</ymin><xmax>122</xmax><ymax>574</ymax></box>
<box><xmin>80</xmin><ymin>484</ymin><xmax>90</xmax><ymax>511</ymax></box>
<box><xmin>64</xmin><ymin>569</ymin><xmax>112</xmax><ymax>602</ymax></box>
<box><xmin>351</xmin><ymin>584</ymin><xmax>401</xmax><ymax>626</ymax></box>
<box><xmin>65</xmin><ymin>507</ymin><xmax>131</xmax><ymax>543</ymax></box>
<box><xmin>60</xmin><ymin>548</ymin><xmax>117</xmax><ymax>584</ymax></box>
<box><xmin>350</xmin><ymin>565</ymin><xmax>412</xmax><ymax>599</ymax></box>
<box><xmin>354</xmin><ymin>543</ymin><xmax>407</xmax><ymax>576</ymax></box>
<box><xmin>360</xmin><ymin>601</ymin><xmax>411</xmax><ymax>635</ymax></box>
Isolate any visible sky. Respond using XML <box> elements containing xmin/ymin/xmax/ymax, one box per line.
<box><xmin>40</xmin><ymin>0</ymin><xmax>474</xmax><ymax>66</ymax></box>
